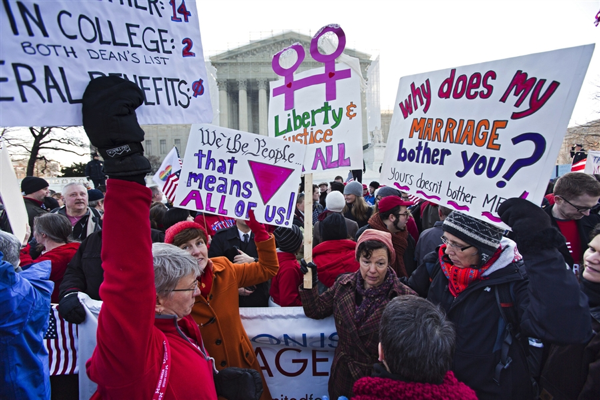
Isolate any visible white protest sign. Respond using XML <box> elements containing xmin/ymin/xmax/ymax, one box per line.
<box><xmin>584</xmin><ymin>151</ymin><xmax>600</xmax><ymax>174</ymax></box>
<box><xmin>175</xmin><ymin>124</ymin><xmax>306</xmax><ymax>226</ymax></box>
<box><xmin>0</xmin><ymin>140</ymin><xmax>28</xmax><ymax>241</ymax></box>
<box><xmin>0</xmin><ymin>0</ymin><xmax>212</xmax><ymax>127</ymax></box>
<box><xmin>381</xmin><ymin>44</ymin><xmax>594</xmax><ymax>225</ymax></box>
<box><xmin>268</xmin><ymin>25</ymin><xmax>363</xmax><ymax>174</ymax></box>
<box><xmin>241</xmin><ymin>307</ymin><xmax>336</xmax><ymax>400</ymax></box>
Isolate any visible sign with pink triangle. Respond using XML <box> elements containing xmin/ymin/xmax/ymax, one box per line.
<box><xmin>175</xmin><ymin>124</ymin><xmax>306</xmax><ymax>227</ymax></box>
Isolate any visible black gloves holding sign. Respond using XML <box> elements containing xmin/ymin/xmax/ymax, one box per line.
<box><xmin>82</xmin><ymin>76</ymin><xmax>150</xmax><ymax>184</ymax></box>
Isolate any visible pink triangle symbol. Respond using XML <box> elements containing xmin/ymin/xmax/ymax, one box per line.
<box><xmin>248</xmin><ymin>160</ymin><xmax>295</xmax><ymax>204</ymax></box>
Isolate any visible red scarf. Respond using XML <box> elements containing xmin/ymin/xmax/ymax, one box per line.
<box><xmin>438</xmin><ymin>245</ymin><xmax>502</xmax><ymax>297</ymax></box>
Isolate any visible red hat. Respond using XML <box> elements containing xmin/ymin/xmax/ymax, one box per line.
<box><xmin>377</xmin><ymin>196</ymin><xmax>413</xmax><ymax>213</ymax></box>
<box><xmin>165</xmin><ymin>221</ymin><xmax>208</xmax><ymax>245</ymax></box>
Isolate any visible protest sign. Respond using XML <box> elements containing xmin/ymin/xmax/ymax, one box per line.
<box><xmin>241</xmin><ymin>307</ymin><xmax>336</xmax><ymax>400</ymax></box>
<box><xmin>584</xmin><ymin>150</ymin><xmax>600</xmax><ymax>174</ymax></box>
<box><xmin>268</xmin><ymin>24</ymin><xmax>363</xmax><ymax>174</ymax></box>
<box><xmin>0</xmin><ymin>0</ymin><xmax>212</xmax><ymax>127</ymax></box>
<box><xmin>0</xmin><ymin>140</ymin><xmax>28</xmax><ymax>241</ymax></box>
<box><xmin>380</xmin><ymin>45</ymin><xmax>594</xmax><ymax>225</ymax></box>
<box><xmin>174</xmin><ymin>124</ymin><xmax>306</xmax><ymax>226</ymax></box>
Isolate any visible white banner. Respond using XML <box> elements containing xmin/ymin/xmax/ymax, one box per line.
<box><xmin>0</xmin><ymin>0</ymin><xmax>212</xmax><ymax>127</ymax></box>
<box><xmin>71</xmin><ymin>303</ymin><xmax>337</xmax><ymax>400</ymax></box>
<box><xmin>380</xmin><ymin>45</ymin><xmax>594</xmax><ymax>226</ymax></box>
<box><xmin>241</xmin><ymin>307</ymin><xmax>336</xmax><ymax>400</ymax></box>
<box><xmin>175</xmin><ymin>124</ymin><xmax>306</xmax><ymax>227</ymax></box>
<box><xmin>268</xmin><ymin>25</ymin><xmax>363</xmax><ymax>174</ymax></box>
<box><xmin>584</xmin><ymin>150</ymin><xmax>600</xmax><ymax>174</ymax></box>
<box><xmin>0</xmin><ymin>139</ymin><xmax>27</xmax><ymax>241</ymax></box>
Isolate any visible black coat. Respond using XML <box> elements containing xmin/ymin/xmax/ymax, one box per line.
<box><xmin>208</xmin><ymin>226</ymin><xmax>269</xmax><ymax>307</ymax></box>
<box><xmin>408</xmin><ymin>241</ymin><xmax>592</xmax><ymax>400</ymax></box>
<box><xmin>59</xmin><ymin>230</ymin><xmax>103</xmax><ymax>300</ymax></box>
<box><xmin>85</xmin><ymin>159</ymin><xmax>105</xmax><ymax>180</ymax></box>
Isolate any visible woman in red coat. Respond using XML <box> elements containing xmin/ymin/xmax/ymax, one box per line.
<box><xmin>20</xmin><ymin>213</ymin><xmax>80</xmax><ymax>302</ymax></box>
<box><xmin>270</xmin><ymin>225</ymin><xmax>304</xmax><ymax>306</ymax></box>
<box><xmin>313</xmin><ymin>213</ymin><xmax>360</xmax><ymax>288</ymax></box>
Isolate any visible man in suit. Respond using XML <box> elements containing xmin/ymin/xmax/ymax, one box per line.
<box><xmin>208</xmin><ymin>219</ymin><xmax>269</xmax><ymax>307</ymax></box>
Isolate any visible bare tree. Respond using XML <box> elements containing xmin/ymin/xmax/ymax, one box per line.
<box><xmin>1</xmin><ymin>126</ymin><xmax>89</xmax><ymax>176</ymax></box>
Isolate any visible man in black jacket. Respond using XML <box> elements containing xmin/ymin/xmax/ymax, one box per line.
<box><xmin>21</xmin><ymin>176</ymin><xmax>49</xmax><ymax>233</ymax></box>
<box><xmin>545</xmin><ymin>172</ymin><xmax>600</xmax><ymax>275</ymax></box>
<box><xmin>85</xmin><ymin>153</ymin><xmax>105</xmax><ymax>189</ymax></box>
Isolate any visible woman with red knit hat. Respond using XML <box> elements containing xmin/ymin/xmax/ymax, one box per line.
<box><xmin>164</xmin><ymin>217</ymin><xmax>279</xmax><ymax>400</ymax></box>
<box><xmin>300</xmin><ymin>229</ymin><xmax>416</xmax><ymax>399</ymax></box>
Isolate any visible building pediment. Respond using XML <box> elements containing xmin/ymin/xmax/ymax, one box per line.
<box><xmin>210</xmin><ymin>30</ymin><xmax>371</xmax><ymax>65</ymax></box>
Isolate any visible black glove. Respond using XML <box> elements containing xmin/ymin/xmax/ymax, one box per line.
<box><xmin>82</xmin><ymin>76</ymin><xmax>150</xmax><ymax>181</ymax></box>
<box><xmin>498</xmin><ymin>198</ymin><xmax>564</xmax><ymax>253</ymax></box>
<box><xmin>214</xmin><ymin>367</ymin><xmax>263</xmax><ymax>400</ymax></box>
<box><xmin>58</xmin><ymin>292</ymin><xmax>86</xmax><ymax>324</ymax></box>
<box><xmin>300</xmin><ymin>259</ymin><xmax>318</xmax><ymax>287</ymax></box>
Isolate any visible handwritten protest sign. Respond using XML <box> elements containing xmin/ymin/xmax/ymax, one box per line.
<box><xmin>174</xmin><ymin>124</ymin><xmax>306</xmax><ymax>226</ymax></box>
<box><xmin>268</xmin><ymin>25</ymin><xmax>363</xmax><ymax>174</ymax></box>
<box><xmin>380</xmin><ymin>45</ymin><xmax>594</xmax><ymax>225</ymax></box>
<box><xmin>0</xmin><ymin>0</ymin><xmax>212</xmax><ymax>127</ymax></box>
<box><xmin>585</xmin><ymin>150</ymin><xmax>600</xmax><ymax>174</ymax></box>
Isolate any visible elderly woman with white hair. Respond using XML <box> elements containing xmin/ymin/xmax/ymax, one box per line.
<box><xmin>82</xmin><ymin>75</ymin><xmax>261</xmax><ymax>400</ymax></box>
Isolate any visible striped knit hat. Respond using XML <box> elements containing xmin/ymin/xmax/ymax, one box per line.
<box><xmin>274</xmin><ymin>225</ymin><xmax>303</xmax><ymax>254</ymax></box>
<box><xmin>442</xmin><ymin>211</ymin><xmax>503</xmax><ymax>265</ymax></box>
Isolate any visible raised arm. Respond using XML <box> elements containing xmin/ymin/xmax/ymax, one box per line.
<box><xmin>499</xmin><ymin>198</ymin><xmax>592</xmax><ymax>345</ymax></box>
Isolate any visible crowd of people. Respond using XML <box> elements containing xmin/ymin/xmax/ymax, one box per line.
<box><xmin>1</xmin><ymin>76</ymin><xmax>599</xmax><ymax>400</ymax></box>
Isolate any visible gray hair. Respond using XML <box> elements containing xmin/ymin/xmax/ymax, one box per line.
<box><xmin>62</xmin><ymin>182</ymin><xmax>87</xmax><ymax>197</ymax></box>
<box><xmin>380</xmin><ymin>296</ymin><xmax>455</xmax><ymax>384</ymax></box>
<box><xmin>34</xmin><ymin>213</ymin><xmax>73</xmax><ymax>244</ymax></box>
<box><xmin>152</xmin><ymin>243</ymin><xmax>202</xmax><ymax>296</ymax></box>
<box><xmin>0</xmin><ymin>230</ymin><xmax>21</xmax><ymax>267</ymax></box>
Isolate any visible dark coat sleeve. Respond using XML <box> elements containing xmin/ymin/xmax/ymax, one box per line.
<box><xmin>407</xmin><ymin>251</ymin><xmax>437</xmax><ymax>298</ymax></box>
<box><xmin>58</xmin><ymin>231</ymin><xmax>104</xmax><ymax>300</ymax></box>
<box><xmin>517</xmin><ymin>248</ymin><xmax>592</xmax><ymax>345</ymax></box>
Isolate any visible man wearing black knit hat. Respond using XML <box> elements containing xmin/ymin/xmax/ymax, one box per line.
<box><xmin>21</xmin><ymin>176</ymin><xmax>49</xmax><ymax>232</ymax></box>
<box><xmin>408</xmin><ymin>204</ymin><xmax>592</xmax><ymax>400</ymax></box>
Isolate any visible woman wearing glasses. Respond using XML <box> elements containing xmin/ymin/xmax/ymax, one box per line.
<box><xmin>407</xmin><ymin>202</ymin><xmax>592</xmax><ymax>400</ymax></box>
<box><xmin>300</xmin><ymin>229</ymin><xmax>416</xmax><ymax>399</ymax></box>
<box><xmin>164</xmin><ymin>217</ymin><xmax>278</xmax><ymax>400</ymax></box>
<box><xmin>83</xmin><ymin>76</ymin><xmax>262</xmax><ymax>400</ymax></box>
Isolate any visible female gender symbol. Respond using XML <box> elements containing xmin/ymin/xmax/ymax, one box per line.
<box><xmin>272</xmin><ymin>24</ymin><xmax>351</xmax><ymax>111</ymax></box>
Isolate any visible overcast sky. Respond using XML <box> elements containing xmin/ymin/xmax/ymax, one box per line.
<box><xmin>198</xmin><ymin>0</ymin><xmax>600</xmax><ymax>126</ymax></box>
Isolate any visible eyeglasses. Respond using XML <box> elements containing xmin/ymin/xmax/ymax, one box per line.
<box><xmin>396</xmin><ymin>212</ymin><xmax>410</xmax><ymax>219</ymax></box>
<box><xmin>171</xmin><ymin>281</ymin><xmax>199</xmax><ymax>292</ymax></box>
<box><xmin>440</xmin><ymin>236</ymin><xmax>473</xmax><ymax>252</ymax></box>
<box><xmin>557</xmin><ymin>196</ymin><xmax>593</xmax><ymax>214</ymax></box>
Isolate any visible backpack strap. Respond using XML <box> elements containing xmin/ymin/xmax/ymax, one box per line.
<box><xmin>493</xmin><ymin>283</ymin><xmax>516</xmax><ymax>384</ymax></box>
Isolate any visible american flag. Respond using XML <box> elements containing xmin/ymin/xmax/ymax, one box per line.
<box><xmin>163</xmin><ymin>169</ymin><xmax>181</xmax><ymax>204</ymax></box>
<box><xmin>571</xmin><ymin>158</ymin><xmax>587</xmax><ymax>172</ymax></box>
<box><xmin>44</xmin><ymin>306</ymin><xmax>78</xmax><ymax>375</ymax></box>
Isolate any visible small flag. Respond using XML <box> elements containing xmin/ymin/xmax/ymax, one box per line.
<box><xmin>45</xmin><ymin>306</ymin><xmax>78</xmax><ymax>376</ymax></box>
<box><xmin>572</xmin><ymin>158</ymin><xmax>587</xmax><ymax>172</ymax></box>
<box><xmin>153</xmin><ymin>147</ymin><xmax>182</xmax><ymax>203</ymax></box>
<box><xmin>163</xmin><ymin>170</ymin><xmax>181</xmax><ymax>204</ymax></box>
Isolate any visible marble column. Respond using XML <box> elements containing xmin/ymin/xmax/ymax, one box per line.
<box><xmin>217</xmin><ymin>79</ymin><xmax>228</xmax><ymax>128</ymax></box>
<box><xmin>238</xmin><ymin>80</ymin><xmax>248</xmax><ymax>132</ymax></box>
<box><xmin>258</xmin><ymin>79</ymin><xmax>268</xmax><ymax>136</ymax></box>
